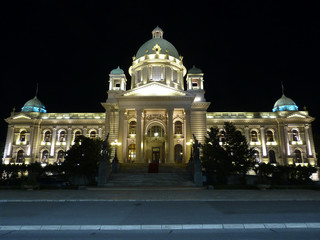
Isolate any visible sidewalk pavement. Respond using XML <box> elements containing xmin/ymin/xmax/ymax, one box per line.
<box><xmin>1</xmin><ymin>187</ymin><xmax>320</xmax><ymax>202</ymax></box>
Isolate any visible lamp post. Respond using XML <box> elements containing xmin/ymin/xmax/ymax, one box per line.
<box><xmin>186</xmin><ymin>139</ymin><xmax>194</xmax><ymax>162</ymax></box>
<box><xmin>186</xmin><ymin>139</ymin><xmax>194</xmax><ymax>171</ymax></box>
<box><xmin>111</xmin><ymin>139</ymin><xmax>121</xmax><ymax>172</ymax></box>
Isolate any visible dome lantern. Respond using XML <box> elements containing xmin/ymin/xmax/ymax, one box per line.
<box><xmin>152</xmin><ymin>26</ymin><xmax>163</xmax><ymax>39</ymax></box>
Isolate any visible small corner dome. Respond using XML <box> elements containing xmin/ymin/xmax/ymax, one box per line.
<box><xmin>273</xmin><ymin>94</ymin><xmax>298</xmax><ymax>112</ymax></box>
<box><xmin>21</xmin><ymin>96</ymin><xmax>47</xmax><ymax>113</ymax></box>
<box><xmin>188</xmin><ymin>65</ymin><xmax>202</xmax><ymax>74</ymax></box>
<box><xmin>135</xmin><ymin>27</ymin><xmax>180</xmax><ymax>59</ymax></box>
<box><xmin>110</xmin><ymin>66</ymin><xmax>124</xmax><ymax>75</ymax></box>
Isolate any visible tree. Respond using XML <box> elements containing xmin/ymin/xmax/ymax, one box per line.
<box><xmin>62</xmin><ymin>136</ymin><xmax>102</xmax><ymax>185</ymax></box>
<box><xmin>223</xmin><ymin>122</ymin><xmax>255</xmax><ymax>179</ymax></box>
<box><xmin>202</xmin><ymin>126</ymin><xmax>232</xmax><ymax>184</ymax></box>
<box><xmin>202</xmin><ymin>122</ymin><xmax>255</xmax><ymax>184</ymax></box>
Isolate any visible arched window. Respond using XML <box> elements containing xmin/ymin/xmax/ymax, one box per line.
<box><xmin>251</xmin><ymin>131</ymin><xmax>258</xmax><ymax>142</ymax></box>
<box><xmin>292</xmin><ymin>130</ymin><xmax>300</xmax><ymax>141</ymax></box>
<box><xmin>266</xmin><ymin>130</ymin><xmax>274</xmax><ymax>142</ymax></box>
<box><xmin>20</xmin><ymin>131</ymin><xmax>26</xmax><ymax>142</ymax></box>
<box><xmin>174</xmin><ymin>144</ymin><xmax>183</xmax><ymax>163</ymax></box>
<box><xmin>147</xmin><ymin>126</ymin><xmax>165</xmax><ymax>137</ymax></box>
<box><xmin>74</xmin><ymin>130</ymin><xmax>81</xmax><ymax>141</ymax></box>
<box><xmin>90</xmin><ymin>131</ymin><xmax>97</xmax><ymax>139</ymax></box>
<box><xmin>16</xmin><ymin>150</ymin><xmax>24</xmax><ymax>163</ymax></box>
<box><xmin>174</xmin><ymin>121</ymin><xmax>182</xmax><ymax>134</ymax></box>
<box><xmin>129</xmin><ymin>121</ymin><xmax>136</xmax><ymax>134</ymax></box>
<box><xmin>56</xmin><ymin>150</ymin><xmax>65</xmax><ymax>164</ymax></box>
<box><xmin>219</xmin><ymin>130</ymin><xmax>226</xmax><ymax>143</ymax></box>
<box><xmin>59</xmin><ymin>131</ymin><xmax>66</xmax><ymax>142</ymax></box>
<box><xmin>44</xmin><ymin>131</ymin><xmax>51</xmax><ymax>142</ymax></box>
<box><xmin>269</xmin><ymin>150</ymin><xmax>276</xmax><ymax>164</ymax></box>
<box><xmin>294</xmin><ymin>149</ymin><xmax>302</xmax><ymax>163</ymax></box>
<box><xmin>128</xmin><ymin>144</ymin><xmax>136</xmax><ymax>163</ymax></box>
<box><xmin>41</xmin><ymin>150</ymin><xmax>49</xmax><ymax>163</ymax></box>
<box><xmin>253</xmin><ymin>150</ymin><xmax>260</xmax><ymax>163</ymax></box>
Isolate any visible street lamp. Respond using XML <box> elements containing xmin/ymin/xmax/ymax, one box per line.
<box><xmin>111</xmin><ymin>139</ymin><xmax>121</xmax><ymax>161</ymax></box>
<box><xmin>111</xmin><ymin>140</ymin><xmax>121</xmax><ymax>172</ymax></box>
<box><xmin>186</xmin><ymin>139</ymin><xmax>194</xmax><ymax>162</ymax></box>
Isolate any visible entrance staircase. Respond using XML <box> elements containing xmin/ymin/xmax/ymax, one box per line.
<box><xmin>106</xmin><ymin>163</ymin><xmax>195</xmax><ymax>187</ymax></box>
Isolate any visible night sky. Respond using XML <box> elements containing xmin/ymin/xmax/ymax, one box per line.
<box><xmin>1</xmin><ymin>1</ymin><xmax>320</xmax><ymax>143</ymax></box>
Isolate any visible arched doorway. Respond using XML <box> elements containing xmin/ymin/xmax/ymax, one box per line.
<box><xmin>294</xmin><ymin>149</ymin><xmax>302</xmax><ymax>163</ymax></box>
<box><xmin>174</xmin><ymin>144</ymin><xmax>183</xmax><ymax>163</ymax></box>
<box><xmin>16</xmin><ymin>150</ymin><xmax>24</xmax><ymax>164</ymax></box>
<box><xmin>146</xmin><ymin>124</ymin><xmax>165</xmax><ymax>163</ymax></box>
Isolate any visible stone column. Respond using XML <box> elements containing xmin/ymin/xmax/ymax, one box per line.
<box><xmin>284</xmin><ymin>125</ymin><xmax>290</xmax><ymax>156</ymax></box>
<box><xmin>50</xmin><ymin>128</ymin><xmax>57</xmax><ymax>158</ymax></box>
<box><xmin>167</xmin><ymin>108</ymin><xmax>174</xmax><ymax>163</ymax></box>
<box><xmin>304</xmin><ymin>124</ymin><xmax>312</xmax><ymax>156</ymax></box>
<box><xmin>31</xmin><ymin>123</ymin><xmax>41</xmax><ymax>162</ymax></box>
<box><xmin>122</xmin><ymin>112</ymin><xmax>128</xmax><ymax>163</ymax></box>
<box><xmin>118</xmin><ymin>109</ymin><xmax>125</xmax><ymax>162</ymax></box>
<box><xmin>66</xmin><ymin>127</ymin><xmax>72</xmax><ymax>150</ymax></box>
<box><xmin>185</xmin><ymin>109</ymin><xmax>192</xmax><ymax>161</ymax></box>
<box><xmin>136</xmin><ymin>109</ymin><xmax>142</xmax><ymax>163</ymax></box>
<box><xmin>28</xmin><ymin>126</ymin><xmax>34</xmax><ymax>157</ymax></box>
<box><xmin>3</xmin><ymin>125</ymin><xmax>14</xmax><ymax>160</ymax></box>
<box><xmin>98</xmin><ymin>127</ymin><xmax>102</xmax><ymax>139</ymax></box>
<box><xmin>83</xmin><ymin>128</ymin><xmax>88</xmax><ymax>137</ymax></box>
<box><xmin>166</xmin><ymin>67</ymin><xmax>171</xmax><ymax>85</ymax></box>
<box><xmin>244</xmin><ymin>126</ymin><xmax>250</xmax><ymax>143</ymax></box>
<box><xmin>260</xmin><ymin>126</ymin><xmax>267</xmax><ymax>157</ymax></box>
<box><xmin>105</xmin><ymin>106</ymin><xmax>111</xmax><ymax>134</ymax></box>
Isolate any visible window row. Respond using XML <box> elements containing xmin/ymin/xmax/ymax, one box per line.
<box><xmin>42</xmin><ymin>129</ymin><xmax>99</xmax><ymax>143</ymax></box>
<box><xmin>218</xmin><ymin>129</ymin><xmax>301</xmax><ymax>143</ymax></box>
<box><xmin>253</xmin><ymin>149</ymin><xmax>307</xmax><ymax>164</ymax></box>
<box><xmin>136</xmin><ymin>67</ymin><xmax>179</xmax><ymax>83</ymax></box>
<box><xmin>11</xmin><ymin>149</ymin><xmax>65</xmax><ymax>164</ymax></box>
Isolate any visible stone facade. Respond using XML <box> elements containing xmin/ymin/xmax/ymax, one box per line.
<box><xmin>2</xmin><ymin>27</ymin><xmax>317</xmax><ymax>166</ymax></box>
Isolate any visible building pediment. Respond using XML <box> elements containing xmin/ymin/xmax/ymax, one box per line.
<box><xmin>286</xmin><ymin>113</ymin><xmax>307</xmax><ymax>119</ymax></box>
<box><xmin>123</xmin><ymin>82</ymin><xmax>187</xmax><ymax>97</ymax></box>
<box><xmin>12</xmin><ymin>113</ymin><xmax>32</xmax><ymax>120</ymax></box>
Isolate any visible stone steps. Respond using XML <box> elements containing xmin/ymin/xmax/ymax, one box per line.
<box><xmin>106</xmin><ymin>163</ymin><xmax>194</xmax><ymax>187</ymax></box>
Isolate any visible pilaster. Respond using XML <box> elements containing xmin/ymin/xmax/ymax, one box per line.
<box><xmin>167</xmin><ymin>108</ymin><xmax>174</xmax><ymax>163</ymax></box>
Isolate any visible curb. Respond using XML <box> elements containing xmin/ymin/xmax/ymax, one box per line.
<box><xmin>1</xmin><ymin>223</ymin><xmax>320</xmax><ymax>231</ymax></box>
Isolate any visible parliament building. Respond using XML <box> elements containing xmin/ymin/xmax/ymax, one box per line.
<box><xmin>2</xmin><ymin>27</ymin><xmax>317</xmax><ymax>167</ymax></box>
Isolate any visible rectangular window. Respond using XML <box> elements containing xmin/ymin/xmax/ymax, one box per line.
<box><xmin>137</xmin><ymin>71</ymin><xmax>142</xmax><ymax>83</ymax></box>
<box><xmin>152</xmin><ymin>66</ymin><xmax>161</xmax><ymax>81</ymax></box>
<box><xmin>172</xmin><ymin>70</ymin><xmax>177</xmax><ymax>82</ymax></box>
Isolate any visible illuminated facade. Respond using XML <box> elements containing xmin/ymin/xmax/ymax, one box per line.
<box><xmin>2</xmin><ymin>27</ymin><xmax>317</xmax><ymax>166</ymax></box>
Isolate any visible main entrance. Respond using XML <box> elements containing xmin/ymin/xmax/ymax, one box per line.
<box><xmin>152</xmin><ymin>147</ymin><xmax>160</xmax><ymax>162</ymax></box>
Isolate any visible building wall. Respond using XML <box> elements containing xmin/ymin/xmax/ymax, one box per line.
<box><xmin>3</xmin><ymin>112</ymin><xmax>105</xmax><ymax>165</ymax></box>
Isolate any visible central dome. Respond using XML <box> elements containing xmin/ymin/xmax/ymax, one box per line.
<box><xmin>135</xmin><ymin>27</ymin><xmax>180</xmax><ymax>59</ymax></box>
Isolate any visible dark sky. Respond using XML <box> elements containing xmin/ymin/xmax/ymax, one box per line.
<box><xmin>1</xmin><ymin>1</ymin><xmax>320</xmax><ymax>143</ymax></box>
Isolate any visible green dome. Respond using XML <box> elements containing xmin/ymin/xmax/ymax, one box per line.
<box><xmin>136</xmin><ymin>27</ymin><xmax>180</xmax><ymax>59</ymax></box>
<box><xmin>21</xmin><ymin>96</ymin><xmax>47</xmax><ymax>113</ymax></box>
<box><xmin>110</xmin><ymin>66</ymin><xmax>124</xmax><ymax>74</ymax></box>
<box><xmin>188</xmin><ymin>65</ymin><xmax>202</xmax><ymax>74</ymax></box>
<box><xmin>273</xmin><ymin>94</ymin><xmax>298</xmax><ymax>112</ymax></box>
